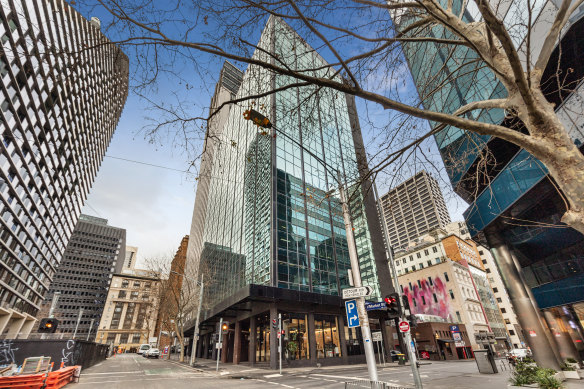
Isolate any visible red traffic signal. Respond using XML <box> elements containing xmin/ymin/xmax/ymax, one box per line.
<box><xmin>385</xmin><ymin>293</ymin><xmax>401</xmax><ymax>318</ymax></box>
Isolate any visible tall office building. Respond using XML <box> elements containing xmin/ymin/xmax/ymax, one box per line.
<box><xmin>39</xmin><ymin>215</ymin><xmax>126</xmax><ymax>340</ymax></box>
<box><xmin>185</xmin><ymin>17</ymin><xmax>391</xmax><ymax>368</ymax></box>
<box><xmin>0</xmin><ymin>0</ymin><xmax>129</xmax><ymax>330</ymax></box>
<box><xmin>124</xmin><ymin>246</ymin><xmax>138</xmax><ymax>270</ymax></box>
<box><xmin>378</xmin><ymin>171</ymin><xmax>451</xmax><ymax>249</ymax></box>
<box><xmin>393</xmin><ymin>0</ymin><xmax>584</xmax><ymax>363</ymax></box>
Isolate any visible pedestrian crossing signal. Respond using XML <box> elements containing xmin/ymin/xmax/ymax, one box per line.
<box><xmin>39</xmin><ymin>318</ymin><xmax>59</xmax><ymax>333</ymax></box>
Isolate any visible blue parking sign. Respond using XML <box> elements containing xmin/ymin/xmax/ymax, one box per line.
<box><xmin>345</xmin><ymin>299</ymin><xmax>360</xmax><ymax>328</ymax></box>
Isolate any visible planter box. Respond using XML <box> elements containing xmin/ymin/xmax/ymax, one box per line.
<box><xmin>562</xmin><ymin>370</ymin><xmax>580</xmax><ymax>380</ymax></box>
<box><xmin>566</xmin><ymin>362</ymin><xmax>580</xmax><ymax>369</ymax></box>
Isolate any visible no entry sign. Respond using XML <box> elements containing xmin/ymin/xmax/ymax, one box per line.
<box><xmin>399</xmin><ymin>321</ymin><xmax>410</xmax><ymax>332</ymax></box>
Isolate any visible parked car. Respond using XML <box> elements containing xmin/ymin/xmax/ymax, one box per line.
<box><xmin>137</xmin><ymin>344</ymin><xmax>151</xmax><ymax>355</ymax></box>
<box><xmin>146</xmin><ymin>348</ymin><xmax>160</xmax><ymax>359</ymax></box>
<box><xmin>389</xmin><ymin>350</ymin><xmax>402</xmax><ymax>362</ymax></box>
<box><xmin>508</xmin><ymin>348</ymin><xmax>531</xmax><ymax>359</ymax></box>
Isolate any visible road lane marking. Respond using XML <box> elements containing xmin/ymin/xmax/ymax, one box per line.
<box><xmin>83</xmin><ymin>371</ymin><xmax>143</xmax><ymax>375</ymax></box>
<box><xmin>264</xmin><ymin>374</ymin><xmax>283</xmax><ymax>378</ymax></box>
<box><xmin>239</xmin><ymin>368</ymin><xmax>261</xmax><ymax>372</ymax></box>
<box><xmin>310</xmin><ymin>373</ymin><xmax>362</xmax><ymax>380</ymax></box>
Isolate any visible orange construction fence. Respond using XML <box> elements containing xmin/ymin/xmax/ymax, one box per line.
<box><xmin>0</xmin><ymin>365</ymin><xmax>81</xmax><ymax>389</ymax></box>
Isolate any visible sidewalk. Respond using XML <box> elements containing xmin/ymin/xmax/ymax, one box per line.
<box><xmin>162</xmin><ymin>354</ymin><xmax>584</xmax><ymax>388</ymax></box>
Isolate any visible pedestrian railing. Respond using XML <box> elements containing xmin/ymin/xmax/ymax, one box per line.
<box><xmin>345</xmin><ymin>379</ymin><xmax>412</xmax><ymax>389</ymax></box>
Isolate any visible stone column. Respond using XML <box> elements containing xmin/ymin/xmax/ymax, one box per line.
<box><xmin>203</xmin><ymin>334</ymin><xmax>210</xmax><ymax>359</ymax></box>
<box><xmin>380</xmin><ymin>319</ymin><xmax>392</xmax><ymax>358</ymax></box>
<box><xmin>486</xmin><ymin>232</ymin><xmax>561</xmax><ymax>369</ymax></box>
<box><xmin>233</xmin><ymin>320</ymin><xmax>242</xmax><ymax>364</ymax></box>
<box><xmin>269</xmin><ymin>305</ymin><xmax>278</xmax><ymax>370</ymax></box>
<box><xmin>221</xmin><ymin>333</ymin><xmax>229</xmax><ymax>363</ymax></box>
<box><xmin>249</xmin><ymin>316</ymin><xmax>257</xmax><ymax>365</ymax></box>
<box><xmin>308</xmin><ymin>312</ymin><xmax>317</xmax><ymax>364</ymax></box>
<box><xmin>338</xmin><ymin>314</ymin><xmax>349</xmax><ymax>364</ymax></box>
<box><xmin>544</xmin><ymin>309</ymin><xmax>580</xmax><ymax>361</ymax></box>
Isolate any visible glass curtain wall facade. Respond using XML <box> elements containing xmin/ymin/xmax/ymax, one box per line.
<box><xmin>198</xmin><ymin>16</ymin><xmax>381</xmax><ymax>309</ymax></box>
<box><xmin>394</xmin><ymin>0</ymin><xmax>584</xmax><ymax>359</ymax></box>
<box><xmin>0</xmin><ymin>0</ymin><xmax>128</xmax><ymax>318</ymax></box>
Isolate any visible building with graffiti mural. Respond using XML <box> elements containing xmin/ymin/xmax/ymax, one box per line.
<box><xmin>392</xmin><ymin>227</ymin><xmax>510</xmax><ymax>353</ymax></box>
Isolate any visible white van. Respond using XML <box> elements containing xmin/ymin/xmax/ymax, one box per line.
<box><xmin>137</xmin><ymin>344</ymin><xmax>151</xmax><ymax>355</ymax></box>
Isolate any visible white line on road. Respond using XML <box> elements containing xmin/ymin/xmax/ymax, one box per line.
<box><xmin>239</xmin><ymin>368</ymin><xmax>261</xmax><ymax>372</ymax></box>
<box><xmin>264</xmin><ymin>374</ymin><xmax>283</xmax><ymax>378</ymax></box>
<box><xmin>83</xmin><ymin>371</ymin><xmax>143</xmax><ymax>375</ymax></box>
<box><xmin>310</xmin><ymin>373</ymin><xmax>362</xmax><ymax>380</ymax></box>
<box><xmin>278</xmin><ymin>384</ymin><xmax>294</xmax><ymax>388</ymax></box>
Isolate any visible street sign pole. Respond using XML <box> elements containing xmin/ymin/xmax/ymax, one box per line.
<box><xmin>216</xmin><ymin>317</ymin><xmax>223</xmax><ymax>372</ymax></box>
<box><xmin>278</xmin><ymin>313</ymin><xmax>282</xmax><ymax>375</ymax></box>
<box><xmin>339</xmin><ymin>177</ymin><xmax>378</xmax><ymax>382</ymax></box>
<box><xmin>373</xmin><ymin>181</ymin><xmax>423</xmax><ymax>389</ymax></box>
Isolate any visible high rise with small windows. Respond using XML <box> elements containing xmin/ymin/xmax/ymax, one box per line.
<box><xmin>378</xmin><ymin>171</ymin><xmax>451</xmax><ymax>250</ymax></box>
<box><xmin>39</xmin><ymin>215</ymin><xmax>126</xmax><ymax>340</ymax></box>
<box><xmin>0</xmin><ymin>0</ymin><xmax>128</xmax><ymax>330</ymax></box>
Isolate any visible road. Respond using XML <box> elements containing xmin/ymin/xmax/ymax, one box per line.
<box><xmin>71</xmin><ymin>354</ymin><xmax>516</xmax><ymax>389</ymax></box>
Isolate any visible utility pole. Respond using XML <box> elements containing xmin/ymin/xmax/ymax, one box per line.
<box><xmin>190</xmin><ymin>275</ymin><xmax>204</xmax><ymax>366</ymax></box>
<box><xmin>278</xmin><ymin>313</ymin><xmax>282</xmax><ymax>375</ymax></box>
<box><xmin>48</xmin><ymin>292</ymin><xmax>60</xmax><ymax>318</ymax></box>
<box><xmin>73</xmin><ymin>308</ymin><xmax>83</xmax><ymax>339</ymax></box>
<box><xmin>86</xmin><ymin>319</ymin><xmax>95</xmax><ymax>341</ymax></box>
<box><xmin>216</xmin><ymin>317</ymin><xmax>223</xmax><ymax>372</ymax></box>
<box><xmin>338</xmin><ymin>172</ymin><xmax>378</xmax><ymax>382</ymax></box>
<box><xmin>373</xmin><ymin>181</ymin><xmax>423</xmax><ymax>389</ymax></box>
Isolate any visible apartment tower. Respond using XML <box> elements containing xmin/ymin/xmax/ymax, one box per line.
<box><xmin>0</xmin><ymin>0</ymin><xmax>129</xmax><ymax>334</ymax></box>
<box><xmin>40</xmin><ymin>215</ymin><xmax>126</xmax><ymax>340</ymax></box>
<box><xmin>378</xmin><ymin>171</ymin><xmax>451</xmax><ymax>249</ymax></box>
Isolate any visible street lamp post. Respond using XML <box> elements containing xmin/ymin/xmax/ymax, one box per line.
<box><xmin>243</xmin><ymin>109</ymin><xmax>378</xmax><ymax>381</ymax></box>
<box><xmin>168</xmin><ymin>270</ymin><xmax>204</xmax><ymax>366</ymax></box>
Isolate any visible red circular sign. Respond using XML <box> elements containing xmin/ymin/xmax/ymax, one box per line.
<box><xmin>399</xmin><ymin>321</ymin><xmax>410</xmax><ymax>332</ymax></box>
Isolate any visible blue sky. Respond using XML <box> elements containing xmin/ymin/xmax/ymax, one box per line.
<box><xmin>80</xmin><ymin>4</ymin><xmax>467</xmax><ymax>266</ymax></box>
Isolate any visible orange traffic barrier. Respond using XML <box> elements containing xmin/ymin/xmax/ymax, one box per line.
<box><xmin>44</xmin><ymin>366</ymin><xmax>80</xmax><ymax>389</ymax></box>
<box><xmin>0</xmin><ymin>372</ymin><xmax>46</xmax><ymax>389</ymax></box>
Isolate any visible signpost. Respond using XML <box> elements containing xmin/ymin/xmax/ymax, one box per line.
<box><xmin>345</xmin><ymin>300</ymin><xmax>360</xmax><ymax>328</ymax></box>
<box><xmin>365</xmin><ymin>301</ymin><xmax>386</xmax><ymax>311</ymax></box>
<box><xmin>342</xmin><ymin>286</ymin><xmax>373</xmax><ymax>299</ymax></box>
<box><xmin>399</xmin><ymin>321</ymin><xmax>410</xmax><ymax>333</ymax></box>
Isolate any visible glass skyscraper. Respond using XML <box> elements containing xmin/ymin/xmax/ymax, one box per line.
<box><xmin>394</xmin><ymin>0</ymin><xmax>584</xmax><ymax>363</ymax></box>
<box><xmin>186</xmin><ymin>16</ymin><xmax>391</xmax><ymax>368</ymax></box>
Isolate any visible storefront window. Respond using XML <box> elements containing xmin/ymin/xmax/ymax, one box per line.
<box><xmin>345</xmin><ymin>326</ymin><xmax>364</xmax><ymax>355</ymax></box>
<box><xmin>315</xmin><ymin>314</ymin><xmax>341</xmax><ymax>358</ymax></box>
<box><xmin>282</xmin><ymin>313</ymin><xmax>309</xmax><ymax>360</ymax></box>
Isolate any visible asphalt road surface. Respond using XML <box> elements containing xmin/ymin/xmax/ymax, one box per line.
<box><xmin>71</xmin><ymin>354</ymin><xmax>517</xmax><ymax>389</ymax></box>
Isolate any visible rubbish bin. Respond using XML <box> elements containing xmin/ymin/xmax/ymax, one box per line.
<box><xmin>397</xmin><ymin>354</ymin><xmax>406</xmax><ymax>365</ymax></box>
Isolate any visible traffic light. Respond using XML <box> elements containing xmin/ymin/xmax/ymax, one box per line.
<box><xmin>385</xmin><ymin>293</ymin><xmax>401</xmax><ymax>318</ymax></box>
<box><xmin>38</xmin><ymin>318</ymin><xmax>59</xmax><ymax>333</ymax></box>
<box><xmin>243</xmin><ymin>109</ymin><xmax>272</xmax><ymax>128</ymax></box>
<box><xmin>221</xmin><ymin>321</ymin><xmax>230</xmax><ymax>335</ymax></box>
<box><xmin>272</xmin><ymin>318</ymin><xmax>278</xmax><ymax>330</ymax></box>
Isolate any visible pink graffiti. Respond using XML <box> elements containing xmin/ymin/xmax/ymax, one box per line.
<box><xmin>403</xmin><ymin>276</ymin><xmax>452</xmax><ymax>320</ymax></box>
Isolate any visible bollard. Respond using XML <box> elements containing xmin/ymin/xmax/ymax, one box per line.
<box><xmin>398</xmin><ymin>354</ymin><xmax>406</xmax><ymax>365</ymax></box>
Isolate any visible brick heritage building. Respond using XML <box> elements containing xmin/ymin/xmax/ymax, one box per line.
<box><xmin>155</xmin><ymin>235</ymin><xmax>189</xmax><ymax>353</ymax></box>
